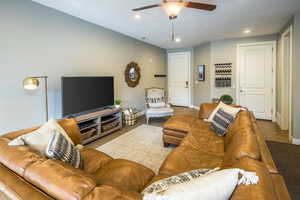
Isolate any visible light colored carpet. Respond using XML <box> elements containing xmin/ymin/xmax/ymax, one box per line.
<box><xmin>96</xmin><ymin>125</ymin><xmax>173</xmax><ymax>173</ymax></box>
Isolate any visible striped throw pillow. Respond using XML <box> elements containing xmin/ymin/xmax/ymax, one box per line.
<box><xmin>211</xmin><ymin>108</ymin><xmax>235</xmax><ymax>136</ymax></box>
<box><xmin>45</xmin><ymin>130</ymin><xmax>82</xmax><ymax>169</ymax></box>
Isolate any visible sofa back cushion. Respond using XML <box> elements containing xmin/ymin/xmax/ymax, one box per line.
<box><xmin>223</xmin><ymin>111</ymin><xmax>261</xmax><ymax>166</ymax></box>
<box><xmin>83</xmin><ymin>185</ymin><xmax>142</xmax><ymax>200</ymax></box>
<box><xmin>0</xmin><ymin>138</ymin><xmax>45</xmax><ymax>176</ymax></box>
<box><xmin>24</xmin><ymin>159</ymin><xmax>96</xmax><ymax>200</ymax></box>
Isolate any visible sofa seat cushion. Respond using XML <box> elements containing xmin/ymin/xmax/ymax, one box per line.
<box><xmin>159</xmin><ymin>146</ymin><xmax>223</xmax><ymax>176</ymax></box>
<box><xmin>80</xmin><ymin>148</ymin><xmax>113</xmax><ymax>174</ymax></box>
<box><xmin>83</xmin><ymin>185</ymin><xmax>142</xmax><ymax>200</ymax></box>
<box><xmin>0</xmin><ymin>138</ymin><xmax>45</xmax><ymax>176</ymax></box>
<box><xmin>94</xmin><ymin>159</ymin><xmax>155</xmax><ymax>192</ymax></box>
<box><xmin>227</xmin><ymin>157</ymin><xmax>277</xmax><ymax>200</ymax></box>
<box><xmin>24</xmin><ymin>159</ymin><xmax>96</xmax><ymax>200</ymax></box>
<box><xmin>163</xmin><ymin>114</ymin><xmax>198</xmax><ymax>133</ymax></box>
<box><xmin>180</xmin><ymin>120</ymin><xmax>224</xmax><ymax>156</ymax></box>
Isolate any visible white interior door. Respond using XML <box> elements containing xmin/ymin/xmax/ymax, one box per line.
<box><xmin>168</xmin><ymin>52</ymin><xmax>190</xmax><ymax>107</ymax></box>
<box><xmin>237</xmin><ymin>42</ymin><xmax>275</xmax><ymax>120</ymax></box>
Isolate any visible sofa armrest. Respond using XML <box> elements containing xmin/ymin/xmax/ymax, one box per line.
<box><xmin>198</xmin><ymin>103</ymin><xmax>218</xmax><ymax>120</ymax></box>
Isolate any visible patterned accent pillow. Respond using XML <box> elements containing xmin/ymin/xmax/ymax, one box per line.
<box><xmin>147</xmin><ymin>97</ymin><xmax>163</xmax><ymax>103</ymax></box>
<box><xmin>45</xmin><ymin>130</ymin><xmax>82</xmax><ymax>169</ymax></box>
<box><xmin>142</xmin><ymin>168</ymin><xmax>219</xmax><ymax>195</ymax></box>
<box><xmin>211</xmin><ymin>108</ymin><xmax>235</xmax><ymax>136</ymax></box>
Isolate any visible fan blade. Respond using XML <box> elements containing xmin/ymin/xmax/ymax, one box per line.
<box><xmin>132</xmin><ymin>4</ymin><xmax>160</xmax><ymax>11</ymax></box>
<box><xmin>186</xmin><ymin>2</ymin><xmax>216</xmax><ymax>11</ymax></box>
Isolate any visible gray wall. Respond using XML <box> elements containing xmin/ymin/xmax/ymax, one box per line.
<box><xmin>292</xmin><ymin>13</ymin><xmax>300</xmax><ymax>140</ymax></box>
<box><xmin>194</xmin><ymin>43</ymin><xmax>211</xmax><ymax>106</ymax></box>
<box><xmin>210</xmin><ymin>35</ymin><xmax>278</xmax><ymax>101</ymax></box>
<box><xmin>192</xmin><ymin>35</ymin><xmax>277</xmax><ymax>107</ymax></box>
<box><xmin>0</xmin><ymin>0</ymin><xmax>166</xmax><ymax>134</ymax></box>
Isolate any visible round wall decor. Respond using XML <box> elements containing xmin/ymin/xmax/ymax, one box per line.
<box><xmin>125</xmin><ymin>62</ymin><xmax>141</xmax><ymax>88</ymax></box>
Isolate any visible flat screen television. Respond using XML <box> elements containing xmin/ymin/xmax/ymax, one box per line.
<box><xmin>61</xmin><ymin>77</ymin><xmax>114</xmax><ymax>117</ymax></box>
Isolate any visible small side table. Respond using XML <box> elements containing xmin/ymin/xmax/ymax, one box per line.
<box><xmin>123</xmin><ymin>108</ymin><xmax>139</xmax><ymax>126</ymax></box>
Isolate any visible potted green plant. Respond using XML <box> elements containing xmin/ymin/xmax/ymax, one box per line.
<box><xmin>219</xmin><ymin>94</ymin><xmax>233</xmax><ymax>105</ymax></box>
<box><xmin>114</xmin><ymin>99</ymin><xmax>122</xmax><ymax>109</ymax></box>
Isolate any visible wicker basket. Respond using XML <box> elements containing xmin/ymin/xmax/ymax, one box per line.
<box><xmin>124</xmin><ymin>113</ymin><xmax>138</xmax><ymax>126</ymax></box>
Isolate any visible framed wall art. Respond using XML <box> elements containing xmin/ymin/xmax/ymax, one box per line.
<box><xmin>197</xmin><ymin>65</ymin><xmax>205</xmax><ymax>81</ymax></box>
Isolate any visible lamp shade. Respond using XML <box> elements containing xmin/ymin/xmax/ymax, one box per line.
<box><xmin>23</xmin><ymin>77</ymin><xmax>39</xmax><ymax>90</ymax></box>
<box><xmin>161</xmin><ymin>1</ymin><xmax>185</xmax><ymax>18</ymax></box>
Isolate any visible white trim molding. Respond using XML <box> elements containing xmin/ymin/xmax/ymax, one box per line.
<box><xmin>236</xmin><ymin>41</ymin><xmax>277</xmax><ymax>122</ymax></box>
<box><xmin>292</xmin><ymin>138</ymin><xmax>300</xmax><ymax>145</ymax></box>
<box><xmin>190</xmin><ymin>105</ymin><xmax>200</xmax><ymax>110</ymax></box>
<box><xmin>276</xmin><ymin>112</ymin><xmax>282</xmax><ymax>128</ymax></box>
<box><xmin>280</xmin><ymin>25</ymin><xmax>293</xmax><ymax>136</ymax></box>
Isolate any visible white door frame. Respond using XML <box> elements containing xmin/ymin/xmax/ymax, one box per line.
<box><xmin>167</xmin><ymin>51</ymin><xmax>192</xmax><ymax>107</ymax></box>
<box><xmin>236</xmin><ymin>41</ymin><xmax>277</xmax><ymax>122</ymax></box>
<box><xmin>281</xmin><ymin>25</ymin><xmax>293</xmax><ymax>140</ymax></box>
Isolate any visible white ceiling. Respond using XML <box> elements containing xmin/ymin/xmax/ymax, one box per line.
<box><xmin>32</xmin><ymin>0</ymin><xmax>300</xmax><ymax>49</ymax></box>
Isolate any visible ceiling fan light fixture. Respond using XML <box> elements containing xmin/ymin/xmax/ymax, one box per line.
<box><xmin>161</xmin><ymin>1</ymin><xmax>186</xmax><ymax>19</ymax></box>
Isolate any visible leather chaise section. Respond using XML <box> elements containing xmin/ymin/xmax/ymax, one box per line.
<box><xmin>163</xmin><ymin>114</ymin><xmax>198</xmax><ymax>133</ymax></box>
<box><xmin>159</xmin><ymin>146</ymin><xmax>223</xmax><ymax>176</ymax></box>
<box><xmin>180</xmin><ymin>120</ymin><xmax>224</xmax><ymax>155</ymax></box>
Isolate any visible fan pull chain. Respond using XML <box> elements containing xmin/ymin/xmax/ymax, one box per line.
<box><xmin>171</xmin><ymin>20</ymin><xmax>175</xmax><ymax>42</ymax></box>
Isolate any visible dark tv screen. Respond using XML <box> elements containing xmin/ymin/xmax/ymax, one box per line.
<box><xmin>62</xmin><ymin>77</ymin><xmax>114</xmax><ymax>117</ymax></box>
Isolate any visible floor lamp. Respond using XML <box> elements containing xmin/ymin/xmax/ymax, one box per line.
<box><xmin>23</xmin><ymin>76</ymin><xmax>49</xmax><ymax>122</ymax></box>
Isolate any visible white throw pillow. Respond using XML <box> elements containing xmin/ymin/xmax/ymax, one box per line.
<box><xmin>9</xmin><ymin>119</ymin><xmax>74</xmax><ymax>156</ymax></box>
<box><xmin>207</xmin><ymin>102</ymin><xmax>245</xmax><ymax>122</ymax></box>
<box><xmin>148</xmin><ymin>102</ymin><xmax>166</xmax><ymax>108</ymax></box>
<box><xmin>143</xmin><ymin>168</ymin><xmax>259</xmax><ymax>200</ymax></box>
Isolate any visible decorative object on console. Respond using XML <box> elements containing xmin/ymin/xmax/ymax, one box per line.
<box><xmin>142</xmin><ymin>168</ymin><xmax>259</xmax><ymax>200</ymax></box>
<box><xmin>46</xmin><ymin>131</ymin><xmax>82</xmax><ymax>169</ymax></box>
<box><xmin>123</xmin><ymin>108</ymin><xmax>139</xmax><ymax>126</ymax></box>
<box><xmin>145</xmin><ymin>87</ymin><xmax>174</xmax><ymax>124</ymax></box>
<box><xmin>215</xmin><ymin>63</ymin><xmax>232</xmax><ymax>88</ymax></box>
<box><xmin>125</xmin><ymin>62</ymin><xmax>141</xmax><ymax>88</ymax></box>
<box><xmin>114</xmin><ymin>99</ymin><xmax>122</xmax><ymax>109</ymax></box>
<box><xmin>8</xmin><ymin>119</ymin><xmax>74</xmax><ymax>155</ymax></box>
<box><xmin>211</xmin><ymin>108</ymin><xmax>235</xmax><ymax>136</ymax></box>
<box><xmin>197</xmin><ymin>65</ymin><xmax>205</xmax><ymax>81</ymax></box>
<box><xmin>23</xmin><ymin>76</ymin><xmax>49</xmax><ymax>121</ymax></box>
<box><xmin>220</xmin><ymin>94</ymin><xmax>233</xmax><ymax>105</ymax></box>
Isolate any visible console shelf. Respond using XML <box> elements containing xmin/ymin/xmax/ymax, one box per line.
<box><xmin>74</xmin><ymin>108</ymin><xmax>122</xmax><ymax>145</ymax></box>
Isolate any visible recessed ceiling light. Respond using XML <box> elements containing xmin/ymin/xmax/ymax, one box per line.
<box><xmin>243</xmin><ymin>29</ymin><xmax>252</xmax><ymax>34</ymax></box>
<box><xmin>134</xmin><ymin>13</ymin><xmax>141</xmax><ymax>19</ymax></box>
<box><xmin>175</xmin><ymin>37</ymin><xmax>181</xmax><ymax>42</ymax></box>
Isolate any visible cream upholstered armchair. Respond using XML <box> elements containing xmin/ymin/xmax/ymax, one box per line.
<box><xmin>145</xmin><ymin>87</ymin><xmax>174</xmax><ymax>124</ymax></box>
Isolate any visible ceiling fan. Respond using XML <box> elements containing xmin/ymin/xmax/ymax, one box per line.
<box><xmin>132</xmin><ymin>0</ymin><xmax>217</xmax><ymax>20</ymax></box>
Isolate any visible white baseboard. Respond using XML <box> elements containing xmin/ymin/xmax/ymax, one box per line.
<box><xmin>276</xmin><ymin>112</ymin><xmax>282</xmax><ymax>128</ymax></box>
<box><xmin>190</xmin><ymin>105</ymin><xmax>200</xmax><ymax>110</ymax></box>
<box><xmin>292</xmin><ymin>138</ymin><xmax>300</xmax><ymax>145</ymax></box>
<box><xmin>137</xmin><ymin>110</ymin><xmax>146</xmax><ymax>117</ymax></box>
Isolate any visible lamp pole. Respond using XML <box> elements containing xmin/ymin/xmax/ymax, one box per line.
<box><xmin>32</xmin><ymin>76</ymin><xmax>49</xmax><ymax>121</ymax></box>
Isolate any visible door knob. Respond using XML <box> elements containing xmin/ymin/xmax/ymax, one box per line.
<box><xmin>185</xmin><ymin>81</ymin><xmax>189</xmax><ymax>88</ymax></box>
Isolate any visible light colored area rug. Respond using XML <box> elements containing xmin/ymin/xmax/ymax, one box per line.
<box><xmin>96</xmin><ymin>125</ymin><xmax>173</xmax><ymax>173</ymax></box>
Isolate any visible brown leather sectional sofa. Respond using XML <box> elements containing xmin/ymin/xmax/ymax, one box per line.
<box><xmin>0</xmin><ymin>103</ymin><xmax>291</xmax><ymax>200</ymax></box>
